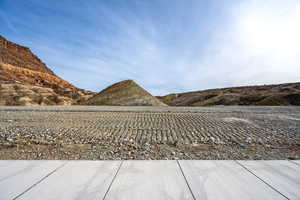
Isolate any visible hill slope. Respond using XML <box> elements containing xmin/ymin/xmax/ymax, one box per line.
<box><xmin>0</xmin><ymin>36</ymin><xmax>93</xmax><ymax>105</ymax></box>
<box><xmin>84</xmin><ymin>80</ymin><xmax>167</xmax><ymax>106</ymax></box>
<box><xmin>158</xmin><ymin>82</ymin><xmax>300</xmax><ymax>106</ymax></box>
<box><xmin>0</xmin><ymin>36</ymin><xmax>54</xmax><ymax>75</ymax></box>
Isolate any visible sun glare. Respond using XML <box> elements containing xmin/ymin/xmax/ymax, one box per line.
<box><xmin>237</xmin><ymin>4</ymin><xmax>300</xmax><ymax>58</ymax></box>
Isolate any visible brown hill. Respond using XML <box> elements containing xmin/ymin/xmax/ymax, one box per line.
<box><xmin>0</xmin><ymin>36</ymin><xmax>54</xmax><ymax>75</ymax></box>
<box><xmin>0</xmin><ymin>36</ymin><xmax>93</xmax><ymax>105</ymax></box>
<box><xmin>158</xmin><ymin>82</ymin><xmax>300</xmax><ymax>106</ymax></box>
<box><xmin>83</xmin><ymin>80</ymin><xmax>167</xmax><ymax>106</ymax></box>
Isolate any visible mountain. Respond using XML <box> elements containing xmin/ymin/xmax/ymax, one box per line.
<box><xmin>1</xmin><ymin>36</ymin><xmax>299</xmax><ymax>107</ymax></box>
<box><xmin>83</xmin><ymin>80</ymin><xmax>167</xmax><ymax>106</ymax></box>
<box><xmin>0</xmin><ymin>36</ymin><xmax>93</xmax><ymax>105</ymax></box>
<box><xmin>157</xmin><ymin>82</ymin><xmax>300</xmax><ymax>106</ymax></box>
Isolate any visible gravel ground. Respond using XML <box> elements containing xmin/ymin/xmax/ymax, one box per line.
<box><xmin>0</xmin><ymin>106</ymin><xmax>299</xmax><ymax>160</ymax></box>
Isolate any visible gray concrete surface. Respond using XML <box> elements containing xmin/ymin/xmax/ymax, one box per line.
<box><xmin>178</xmin><ymin>160</ymin><xmax>287</xmax><ymax>200</ymax></box>
<box><xmin>0</xmin><ymin>160</ymin><xmax>299</xmax><ymax>200</ymax></box>
<box><xmin>239</xmin><ymin>160</ymin><xmax>300</xmax><ymax>200</ymax></box>
<box><xmin>0</xmin><ymin>160</ymin><xmax>65</xmax><ymax>200</ymax></box>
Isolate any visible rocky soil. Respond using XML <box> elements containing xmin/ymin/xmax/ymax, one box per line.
<box><xmin>0</xmin><ymin>106</ymin><xmax>299</xmax><ymax>160</ymax></box>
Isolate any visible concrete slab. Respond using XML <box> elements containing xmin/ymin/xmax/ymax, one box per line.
<box><xmin>0</xmin><ymin>160</ymin><xmax>299</xmax><ymax>200</ymax></box>
<box><xmin>239</xmin><ymin>160</ymin><xmax>300</xmax><ymax>200</ymax></box>
<box><xmin>17</xmin><ymin>161</ymin><xmax>121</xmax><ymax>200</ymax></box>
<box><xmin>0</xmin><ymin>160</ymin><xmax>65</xmax><ymax>200</ymax></box>
<box><xmin>104</xmin><ymin>160</ymin><xmax>194</xmax><ymax>200</ymax></box>
<box><xmin>179</xmin><ymin>160</ymin><xmax>286</xmax><ymax>200</ymax></box>
<box><xmin>290</xmin><ymin>160</ymin><xmax>300</xmax><ymax>166</ymax></box>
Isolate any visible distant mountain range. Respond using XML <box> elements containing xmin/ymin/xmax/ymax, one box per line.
<box><xmin>0</xmin><ymin>36</ymin><xmax>299</xmax><ymax>106</ymax></box>
<box><xmin>157</xmin><ymin>83</ymin><xmax>300</xmax><ymax>106</ymax></box>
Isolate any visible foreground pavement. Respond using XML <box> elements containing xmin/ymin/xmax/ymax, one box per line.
<box><xmin>0</xmin><ymin>160</ymin><xmax>299</xmax><ymax>200</ymax></box>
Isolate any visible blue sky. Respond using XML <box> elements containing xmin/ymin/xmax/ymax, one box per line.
<box><xmin>1</xmin><ymin>0</ymin><xmax>300</xmax><ymax>95</ymax></box>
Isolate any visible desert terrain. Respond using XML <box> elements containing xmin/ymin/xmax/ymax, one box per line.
<box><xmin>0</xmin><ymin>36</ymin><xmax>299</xmax><ymax>160</ymax></box>
<box><xmin>1</xmin><ymin>35</ymin><xmax>300</xmax><ymax>107</ymax></box>
<box><xmin>0</xmin><ymin>106</ymin><xmax>299</xmax><ymax>160</ymax></box>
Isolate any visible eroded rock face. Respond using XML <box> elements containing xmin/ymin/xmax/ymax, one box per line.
<box><xmin>83</xmin><ymin>80</ymin><xmax>167</xmax><ymax>106</ymax></box>
<box><xmin>0</xmin><ymin>36</ymin><xmax>54</xmax><ymax>75</ymax></box>
<box><xmin>0</xmin><ymin>84</ymin><xmax>74</xmax><ymax>105</ymax></box>
<box><xmin>0</xmin><ymin>63</ymin><xmax>75</xmax><ymax>89</ymax></box>
<box><xmin>0</xmin><ymin>36</ymin><xmax>94</xmax><ymax>105</ymax></box>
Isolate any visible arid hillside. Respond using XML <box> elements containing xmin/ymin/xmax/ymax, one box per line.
<box><xmin>83</xmin><ymin>80</ymin><xmax>166</xmax><ymax>106</ymax></box>
<box><xmin>158</xmin><ymin>82</ymin><xmax>300</xmax><ymax>106</ymax></box>
<box><xmin>0</xmin><ymin>36</ymin><xmax>93</xmax><ymax>105</ymax></box>
<box><xmin>0</xmin><ymin>36</ymin><xmax>54</xmax><ymax>75</ymax></box>
<box><xmin>1</xmin><ymin>36</ymin><xmax>299</xmax><ymax>106</ymax></box>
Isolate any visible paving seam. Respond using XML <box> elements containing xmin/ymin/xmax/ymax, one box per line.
<box><xmin>288</xmin><ymin>160</ymin><xmax>300</xmax><ymax>167</ymax></box>
<box><xmin>176</xmin><ymin>160</ymin><xmax>196</xmax><ymax>200</ymax></box>
<box><xmin>235</xmin><ymin>160</ymin><xmax>290</xmax><ymax>200</ymax></box>
<box><xmin>102</xmin><ymin>160</ymin><xmax>123</xmax><ymax>200</ymax></box>
<box><xmin>13</xmin><ymin>161</ymin><xmax>68</xmax><ymax>200</ymax></box>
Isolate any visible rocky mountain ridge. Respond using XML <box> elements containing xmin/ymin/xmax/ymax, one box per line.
<box><xmin>0</xmin><ymin>36</ymin><xmax>54</xmax><ymax>75</ymax></box>
<box><xmin>1</xmin><ymin>35</ymin><xmax>299</xmax><ymax>106</ymax></box>
<box><xmin>158</xmin><ymin>82</ymin><xmax>300</xmax><ymax>106</ymax></box>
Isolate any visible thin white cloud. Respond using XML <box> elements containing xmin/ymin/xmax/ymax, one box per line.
<box><xmin>0</xmin><ymin>10</ymin><xmax>18</xmax><ymax>34</ymax></box>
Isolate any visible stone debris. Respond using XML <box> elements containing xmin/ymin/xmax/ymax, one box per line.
<box><xmin>0</xmin><ymin>106</ymin><xmax>299</xmax><ymax>160</ymax></box>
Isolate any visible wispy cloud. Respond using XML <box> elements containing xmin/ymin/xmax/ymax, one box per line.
<box><xmin>0</xmin><ymin>0</ymin><xmax>299</xmax><ymax>95</ymax></box>
<box><xmin>0</xmin><ymin>9</ymin><xmax>18</xmax><ymax>34</ymax></box>
<box><xmin>184</xmin><ymin>0</ymin><xmax>300</xmax><ymax>91</ymax></box>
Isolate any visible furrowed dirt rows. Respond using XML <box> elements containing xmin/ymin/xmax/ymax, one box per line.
<box><xmin>0</xmin><ymin>106</ymin><xmax>299</xmax><ymax>160</ymax></box>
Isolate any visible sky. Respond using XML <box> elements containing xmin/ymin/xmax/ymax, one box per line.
<box><xmin>0</xmin><ymin>0</ymin><xmax>300</xmax><ymax>95</ymax></box>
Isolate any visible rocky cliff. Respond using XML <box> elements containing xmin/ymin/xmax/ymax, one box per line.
<box><xmin>0</xmin><ymin>36</ymin><xmax>93</xmax><ymax>105</ymax></box>
<box><xmin>0</xmin><ymin>36</ymin><xmax>54</xmax><ymax>75</ymax></box>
